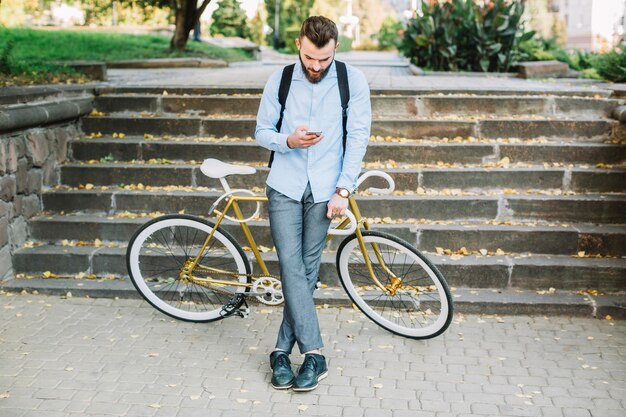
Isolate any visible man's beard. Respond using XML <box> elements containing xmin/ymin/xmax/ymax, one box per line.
<box><xmin>299</xmin><ymin>54</ymin><xmax>333</xmax><ymax>84</ymax></box>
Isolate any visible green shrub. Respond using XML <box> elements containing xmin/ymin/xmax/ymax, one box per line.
<box><xmin>400</xmin><ymin>0</ymin><xmax>534</xmax><ymax>72</ymax></box>
<box><xmin>590</xmin><ymin>45</ymin><xmax>626</xmax><ymax>83</ymax></box>
<box><xmin>377</xmin><ymin>16</ymin><xmax>403</xmax><ymax>50</ymax></box>
<box><xmin>209</xmin><ymin>0</ymin><xmax>251</xmax><ymax>39</ymax></box>
<box><xmin>519</xmin><ymin>37</ymin><xmax>625</xmax><ymax>82</ymax></box>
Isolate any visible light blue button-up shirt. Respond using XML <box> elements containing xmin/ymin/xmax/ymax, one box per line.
<box><xmin>255</xmin><ymin>60</ymin><xmax>371</xmax><ymax>203</ymax></box>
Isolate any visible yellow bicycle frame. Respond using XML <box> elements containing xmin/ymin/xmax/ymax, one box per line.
<box><xmin>184</xmin><ymin>193</ymin><xmax>399</xmax><ymax>294</ymax></box>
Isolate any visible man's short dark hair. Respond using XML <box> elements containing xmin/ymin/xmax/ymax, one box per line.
<box><xmin>299</xmin><ymin>16</ymin><xmax>338</xmax><ymax>48</ymax></box>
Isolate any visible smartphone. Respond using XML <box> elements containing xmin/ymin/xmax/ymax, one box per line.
<box><xmin>306</xmin><ymin>131</ymin><xmax>322</xmax><ymax>136</ymax></box>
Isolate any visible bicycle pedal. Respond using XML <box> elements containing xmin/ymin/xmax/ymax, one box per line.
<box><xmin>233</xmin><ymin>306</ymin><xmax>250</xmax><ymax>319</ymax></box>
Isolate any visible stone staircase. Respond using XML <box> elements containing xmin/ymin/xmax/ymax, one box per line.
<box><xmin>7</xmin><ymin>86</ymin><xmax>626</xmax><ymax>317</ymax></box>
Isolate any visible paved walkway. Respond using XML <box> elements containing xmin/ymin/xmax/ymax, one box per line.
<box><xmin>105</xmin><ymin>49</ymin><xmax>612</xmax><ymax>93</ymax></box>
<box><xmin>0</xmin><ymin>293</ymin><xmax>624</xmax><ymax>417</ymax></box>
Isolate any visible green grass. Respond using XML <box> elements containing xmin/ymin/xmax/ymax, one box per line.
<box><xmin>0</xmin><ymin>27</ymin><xmax>253</xmax><ymax>85</ymax></box>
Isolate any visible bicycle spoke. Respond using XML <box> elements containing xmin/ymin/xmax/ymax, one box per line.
<box><xmin>127</xmin><ymin>215</ymin><xmax>251</xmax><ymax>322</ymax></box>
<box><xmin>337</xmin><ymin>231</ymin><xmax>452</xmax><ymax>339</ymax></box>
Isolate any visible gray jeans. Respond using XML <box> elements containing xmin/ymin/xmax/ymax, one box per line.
<box><xmin>267</xmin><ymin>184</ymin><xmax>331</xmax><ymax>354</ymax></box>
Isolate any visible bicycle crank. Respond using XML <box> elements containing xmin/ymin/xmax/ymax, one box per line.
<box><xmin>251</xmin><ymin>277</ymin><xmax>284</xmax><ymax>305</ymax></box>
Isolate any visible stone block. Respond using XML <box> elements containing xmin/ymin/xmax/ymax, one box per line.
<box><xmin>0</xmin><ymin>141</ymin><xmax>6</xmax><ymax>175</ymax></box>
<box><xmin>12</xmin><ymin>245</ymin><xmax>93</xmax><ymax>274</ymax></box>
<box><xmin>9</xmin><ymin>216</ymin><xmax>27</xmax><ymax>249</ymax></box>
<box><xmin>107</xmin><ymin>57</ymin><xmax>227</xmax><ymax>69</ymax></box>
<box><xmin>61</xmin><ymin>164</ymin><xmax>194</xmax><ymax>187</ymax></box>
<box><xmin>0</xmin><ymin>200</ymin><xmax>10</xmax><ymax>217</ymax></box>
<box><xmin>42</xmin><ymin>191</ymin><xmax>112</xmax><ymax>213</ymax></box>
<box><xmin>511</xmin><ymin>257</ymin><xmax>626</xmax><ymax>292</ymax></box>
<box><xmin>25</xmin><ymin>131</ymin><xmax>50</xmax><ymax>167</ymax></box>
<box><xmin>16</xmin><ymin>157</ymin><xmax>28</xmax><ymax>194</ymax></box>
<box><xmin>60</xmin><ymin>61</ymin><xmax>107</xmax><ymax>80</ymax></box>
<box><xmin>52</xmin><ymin>127</ymin><xmax>71</xmax><ymax>164</ymax></box>
<box><xmin>163</xmin><ymin>96</ymin><xmax>261</xmax><ymax>116</ymax></box>
<box><xmin>0</xmin><ymin>215</ymin><xmax>8</xmax><ymax>247</ymax></box>
<box><xmin>7</xmin><ymin>140</ymin><xmax>17</xmax><ymax>173</ymax></box>
<box><xmin>371</xmin><ymin>120</ymin><xmax>476</xmax><ymax>139</ymax></box>
<box><xmin>201</xmin><ymin>119</ymin><xmax>256</xmax><ymax>138</ymax></box>
<box><xmin>479</xmin><ymin>119</ymin><xmax>614</xmax><ymax>140</ymax></box>
<box><xmin>420</xmin><ymin>96</ymin><xmax>548</xmax><ymax>117</ymax></box>
<box><xmin>570</xmin><ymin>171</ymin><xmax>626</xmax><ymax>193</ymax></box>
<box><xmin>0</xmin><ymin>245</ymin><xmax>12</xmax><ymax>280</ymax></box>
<box><xmin>612</xmin><ymin>105</ymin><xmax>626</xmax><ymax>122</ymax></box>
<box><xmin>82</xmin><ymin>116</ymin><xmax>201</xmax><ymax>137</ymax></box>
<box><xmin>517</xmin><ymin>60</ymin><xmax>570</xmax><ymax>79</ymax></box>
<box><xmin>42</xmin><ymin>158</ymin><xmax>59</xmax><ymax>187</ymax></box>
<box><xmin>506</xmin><ymin>196</ymin><xmax>626</xmax><ymax>223</ymax></box>
<box><xmin>95</xmin><ymin>96</ymin><xmax>158</xmax><ymax>113</ymax></box>
<box><xmin>12</xmin><ymin>194</ymin><xmax>21</xmax><ymax>217</ymax></box>
<box><xmin>21</xmin><ymin>194</ymin><xmax>41</xmax><ymax>219</ymax></box>
<box><xmin>0</xmin><ymin>175</ymin><xmax>16</xmax><ymax>201</ymax></box>
<box><xmin>420</xmin><ymin>169</ymin><xmax>563</xmax><ymax>190</ymax></box>
<box><xmin>70</xmin><ymin>140</ymin><xmax>141</xmax><ymax>162</ymax></box>
<box><xmin>27</xmin><ymin>166</ymin><xmax>42</xmax><ymax>193</ymax></box>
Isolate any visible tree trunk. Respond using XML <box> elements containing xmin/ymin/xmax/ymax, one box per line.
<box><xmin>170</xmin><ymin>0</ymin><xmax>214</xmax><ymax>52</ymax></box>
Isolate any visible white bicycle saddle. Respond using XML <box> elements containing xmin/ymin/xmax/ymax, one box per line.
<box><xmin>200</xmin><ymin>158</ymin><xmax>256</xmax><ymax>179</ymax></box>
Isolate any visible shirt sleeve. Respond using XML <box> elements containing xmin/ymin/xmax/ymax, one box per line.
<box><xmin>255</xmin><ymin>69</ymin><xmax>292</xmax><ymax>154</ymax></box>
<box><xmin>336</xmin><ymin>68</ymin><xmax>371</xmax><ymax>192</ymax></box>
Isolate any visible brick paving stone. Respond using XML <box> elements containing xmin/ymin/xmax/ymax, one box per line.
<box><xmin>0</xmin><ymin>294</ymin><xmax>624</xmax><ymax>416</ymax></box>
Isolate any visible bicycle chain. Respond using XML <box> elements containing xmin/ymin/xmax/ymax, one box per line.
<box><xmin>190</xmin><ymin>271</ymin><xmax>282</xmax><ymax>305</ymax></box>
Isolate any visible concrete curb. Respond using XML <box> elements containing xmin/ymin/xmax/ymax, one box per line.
<box><xmin>612</xmin><ymin>104</ymin><xmax>626</xmax><ymax>122</ymax></box>
<box><xmin>0</xmin><ymin>97</ymin><xmax>94</xmax><ymax>134</ymax></box>
<box><xmin>106</xmin><ymin>58</ymin><xmax>228</xmax><ymax>69</ymax></box>
<box><xmin>2</xmin><ymin>277</ymin><xmax>623</xmax><ymax>318</ymax></box>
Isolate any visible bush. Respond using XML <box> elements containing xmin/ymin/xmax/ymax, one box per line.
<box><xmin>590</xmin><ymin>45</ymin><xmax>626</xmax><ymax>83</ymax></box>
<box><xmin>377</xmin><ymin>16</ymin><xmax>403</xmax><ymax>50</ymax></box>
<box><xmin>400</xmin><ymin>0</ymin><xmax>534</xmax><ymax>72</ymax></box>
<box><xmin>519</xmin><ymin>37</ymin><xmax>626</xmax><ymax>82</ymax></box>
<box><xmin>209</xmin><ymin>0</ymin><xmax>251</xmax><ymax>39</ymax></box>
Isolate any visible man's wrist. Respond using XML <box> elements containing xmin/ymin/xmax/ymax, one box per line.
<box><xmin>286</xmin><ymin>135</ymin><xmax>293</xmax><ymax>149</ymax></box>
<box><xmin>335</xmin><ymin>187</ymin><xmax>350</xmax><ymax>198</ymax></box>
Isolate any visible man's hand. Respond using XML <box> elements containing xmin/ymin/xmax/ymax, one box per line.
<box><xmin>287</xmin><ymin>126</ymin><xmax>324</xmax><ymax>149</ymax></box>
<box><xmin>327</xmin><ymin>193</ymin><xmax>349</xmax><ymax>219</ymax></box>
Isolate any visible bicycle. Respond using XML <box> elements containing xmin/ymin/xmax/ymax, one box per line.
<box><xmin>126</xmin><ymin>158</ymin><xmax>453</xmax><ymax>339</ymax></box>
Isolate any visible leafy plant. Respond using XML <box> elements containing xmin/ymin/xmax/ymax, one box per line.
<box><xmin>377</xmin><ymin>16</ymin><xmax>403</xmax><ymax>50</ymax></box>
<box><xmin>590</xmin><ymin>44</ymin><xmax>626</xmax><ymax>83</ymax></box>
<box><xmin>100</xmin><ymin>153</ymin><xmax>115</xmax><ymax>163</ymax></box>
<box><xmin>400</xmin><ymin>0</ymin><xmax>534</xmax><ymax>72</ymax></box>
<box><xmin>209</xmin><ymin>0</ymin><xmax>251</xmax><ymax>39</ymax></box>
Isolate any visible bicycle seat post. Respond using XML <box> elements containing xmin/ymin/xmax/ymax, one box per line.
<box><xmin>219</xmin><ymin>177</ymin><xmax>232</xmax><ymax>193</ymax></box>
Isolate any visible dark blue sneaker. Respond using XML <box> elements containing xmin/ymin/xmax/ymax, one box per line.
<box><xmin>293</xmin><ymin>353</ymin><xmax>328</xmax><ymax>392</ymax></box>
<box><xmin>269</xmin><ymin>351</ymin><xmax>295</xmax><ymax>390</ymax></box>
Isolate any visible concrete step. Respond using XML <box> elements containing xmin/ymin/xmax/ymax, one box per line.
<box><xmin>93</xmin><ymin>94</ymin><xmax>622</xmax><ymax>118</ymax></box>
<box><xmin>28</xmin><ymin>214</ymin><xmax>626</xmax><ymax>257</ymax></box>
<box><xmin>80</xmin><ymin>115</ymin><xmax>619</xmax><ymax>141</ymax></box>
<box><xmin>58</xmin><ymin>162</ymin><xmax>626</xmax><ymax>193</ymax></box>
<box><xmin>70</xmin><ymin>137</ymin><xmax>626</xmax><ymax>165</ymax></box>
<box><xmin>3</xmin><ymin>277</ymin><xmax>623</xmax><ymax>317</ymax></box>
<box><xmin>41</xmin><ymin>189</ymin><xmax>626</xmax><ymax>223</ymax></box>
<box><xmin>97</xmin><ymin>85</ymin><xmax>615</xmax><ymax>98</ymax></box>
<box><xmin>11</xmin><ymin>244</ymin><xmax>626</xmax><ymax>293</ymax></box>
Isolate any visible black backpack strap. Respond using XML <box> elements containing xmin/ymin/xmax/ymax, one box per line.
<box><xmin>268</xmin><ymin>63</ymin><xmax>295</xmax><ymax>167</ymax></box>
<box><xmin>335</xmin><ymin>60</ymin><xmax>350</xmax><ymax>157</ymax></box>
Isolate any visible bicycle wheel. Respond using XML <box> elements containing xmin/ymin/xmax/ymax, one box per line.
<box><xmin>336</xmin><ymin>231</ymin><xmax>453</xmax><ymax>339</ymax></box>
<box><xmin>126</xmin><ymin>214</ymin><xmax>251</xmax><ymax>322</ymax></box>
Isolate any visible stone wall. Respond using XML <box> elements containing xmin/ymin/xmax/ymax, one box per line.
<box><xmin>0</xmin><ymin>86</ymin><xmax>95</xmax><ymax>281</ymax></box>
<box><xmin>1</xmin><ymin>124</ymin><xmax>81</xmax><ymax>280</ymax></box>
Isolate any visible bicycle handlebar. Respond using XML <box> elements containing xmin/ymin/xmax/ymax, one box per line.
<box><xmin>327</xmin><ymin>209</ymin><xmax>357</xmax><ymax>236</ymax></box>
<box><xmin>356</xmin><ymin>170</ymin><xmax>395</xmax><ymax>195</ymax></box>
